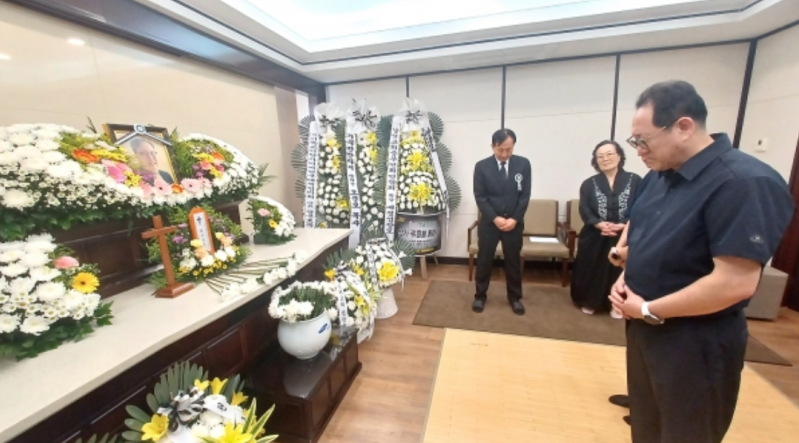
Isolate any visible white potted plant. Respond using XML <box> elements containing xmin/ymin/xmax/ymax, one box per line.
<box><xmin>268</xmin><ymin>281</ymin><xmax>338</xmax><ymax>359</ymax></box>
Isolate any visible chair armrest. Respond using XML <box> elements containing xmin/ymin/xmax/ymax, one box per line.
<box><xmin>557</xmin><ymin>221</ymin><xmax>576</xmax><ymax>257</ymax></box>
<box><xmin>467</xmin><ymin>220</ymin><xmax>479</xmax><ymax>252</ymax></box>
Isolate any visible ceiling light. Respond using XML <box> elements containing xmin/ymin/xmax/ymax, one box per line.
<box><xmin>0</xmin><ymin>54</ymin><xmax>9</xmax><ymax>60</ymax></box>
<box><xmin>67</xmin><ymin>38</ymin><xmax>85</xmax><ymax>46</ymax></box>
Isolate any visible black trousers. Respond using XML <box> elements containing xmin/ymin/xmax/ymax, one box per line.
<box><xmin>475</xmin><ymin>220</ymin><xmax>523</xmax><ymax>301</ymax></box>
<box><xmin>626</xmin><ymin>310</ymin><xmax>747</xmax><ymax>443</ymax></box>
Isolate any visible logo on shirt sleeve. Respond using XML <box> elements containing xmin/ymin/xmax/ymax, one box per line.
<box><xmin>750</xmin><ymin>235</ymin><xmax>764</xmax><ymax>244</ymax></box>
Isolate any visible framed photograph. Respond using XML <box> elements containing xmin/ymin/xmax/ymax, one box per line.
<box><xmin>104</xmin><ymin>123</ymin><xmax>179</xmax><ymax>186</ymax></box>
<box><xmin>188</xmin><ymin>207</ymin><xmax>216</xmax><ymax>253</ymax></box>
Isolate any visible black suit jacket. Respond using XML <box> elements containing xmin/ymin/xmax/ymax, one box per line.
<box><xmin>473</xmin><ymin>154</ymin><xmax>532</xmax><ymax>224</ymax></box>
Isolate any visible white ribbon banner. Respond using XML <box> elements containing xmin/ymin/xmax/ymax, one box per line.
<box><xmin>421</xmin><ymin>125</ymin><xmax>449</xmax><ymax>239</ymax></box>
<box><xmin>303</xmin><ymin>122</ymin><xmax>320</xmax><ymax>228</ymax></box>
<box><xmin>335</xmin><ymin>272</ymin><xmax>349</xmax><ymax>335</ymax></box>
<box><xmin>365</xmin><ymin>239</ymin><xmax>381</xmax><ymax>289</ymax></box>
<box><xmin>345</xmin><ymin>130</ymin><xmax>362</xmax><ymax>248</ymax></box>
<box><xmin>383</xmin><ymin>117</ymin><xmax>402</xmax><ymax>241</ymax></box>
<box><xmin>343</xmin><ymin>269</ymin><xmax>374</xmax><ymax>342</ymax></box>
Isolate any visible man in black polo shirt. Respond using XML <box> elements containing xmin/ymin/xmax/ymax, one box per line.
<box><xmin>609</xmin><ymin>80</ymin><xmax>794</xmax><ymax>443</ymax></box>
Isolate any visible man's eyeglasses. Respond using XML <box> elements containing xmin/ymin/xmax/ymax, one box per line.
<box><xmin>626</xmin><ymin>126</ymin><xmax>670</xmax><ymax>151</ymax></box>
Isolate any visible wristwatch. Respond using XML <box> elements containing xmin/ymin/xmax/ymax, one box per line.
<box><xmin>641</xmin><ymin>302</ymin><xmax>664</xmax><ymax>325</ymax></box>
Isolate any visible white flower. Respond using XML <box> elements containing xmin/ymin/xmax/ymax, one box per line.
<box><xmin>20</xmin><ymin>315</ymin><xmax>50</xmax><ymax>335</ymax></box>
<box><xmin>84</xmin><ymin>293</ymin><xmax>101</xmax><ymax>312</ymax></box>
<box><xmin>200</xmin><ymin>255</ymin><xmax>215</xmax><ymax>267</ymax></box>
<box><xmin>35</xmin><ymin>139</ymin><xmax>60</xmax><ymax>151</ymax></box>
<box><xmin>0</xmin><ymin>150</ymin><xmax>19</xmax><ymax>165</ymax></box>
<box><xmin>2</xmin><ymin>189</ymin><xmax>35</xmax><ymax>208</ymax></box>
<box><xmin>41</xmin><ymin>151</ymin><xmax>66</xmax><ymax>163</ymax></box>
<box><xmin>191</xmin><ymin>422</ymin><xmax>211</xmax><ymax>439</ymax></box>
<box><xmin>0</xmin><ymin>314</ymin><xmax>20</xmax><ymax>333</ymax></box>
<box><xmin>9</xmin><ymin>133</ymin><xmax>34</xmax><ymax>146</ymax></box>
<box><xmin>35</xmin><ymin>282</ymin><xmax>66</xmax><ymax>302</ymax></box>
<box><xmin>20</xmin><ymin>157</ymin><xmax>49</xmax><ymax>172</ymax></box>
<box><xmin>327</xmin><ymin>308</ymin><xmax>338</xmax><ymax>320</ymax></box>
<box><xmin>347</xmin><ymin>301</ymin><xmax>356</xmax><ymax>310</ymax></box>
<box><xmin>240</xmin><ymin>278</ymin><xmax>259</xmax><ymax>294</ymax></box>
<box><xmin>1</xmin><ymin>264</ymin><xmax>28</xmax><ymax>278</ymax></box>
<box><xmin>62</xmin><ymin>290</ymin><xmax>84</xmax><ymax>310</ymax></box>
<box><xmin>198</xmin><ymin>410</ymin><xmax>225</xmax><ymax>428</ymax></box>
<box><xmin>20</xmin><ymin>252</ymin><xmax>50</xmax><ymax>268</ymax></box>
<box><xmin>179</xmin><ymin>257</ymin><xmax>197</xmax><ymax>270</ymax></box>
<box><xmin>220</xmin><ymin>283</ymin><xmax>241</xmax><ymax>301</ymax></box>
<box><xmin>345</xmin><ymin>317</ymin><xmax>355</xmax><ymax>327</ymax></box>
<box><xmin>214</xmin><ymin>250</ymin><xmax>228</xmax><ymax>262</ymax></box>
<box><xmin>0</xmin><ymin>249</ymin><xmax>25</xmax><ymax>263</ymax></box>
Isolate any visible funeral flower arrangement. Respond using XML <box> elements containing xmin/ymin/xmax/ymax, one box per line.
<box><xmin>0</xmin><ymin>123</ymin><xmax>268</xmax><ymax>242</ymax></box>
<box><xmin>145</xmin><ymin>206</ymin><xmax>248</xmax><ymax>289</ymax></box>
<box><xmin>0</xmin><ymin>234</ymin><xmax>113</xmax><ymax>360</ymax></box>
<box><xmin>121</xmin><ymin>361</ymin><xmax>277</xmax><ymax>443</ymax></box>
<box><xmin>247</xmin><ymin>196</ymin><xmax>296</xmax><ymax>245</ymax></box>
<box><xmin>334</xmin><ymin>100</ymin><xmax>385</xmax><ymax>236</ymax></box>
<box><xmin>322</xmin><ymin>249</ymin><xmax>380</xmax><ymax>333</ymax></box>
<box><xmin>291</xmin><ymin>104</ymin><xmax>350</xmax><ymax>229</ymax></box>
<box><xmin>352</xmin><ymin>238</ymin><xmax>415</xmax><ymax>288</ymax></box>
<box><xmin>268</xmin><ymin>281</ymin><xmax>338</xmax><ymax>324</ymax></box>
<box><xmin>376</xmin><ymin>99</ymin><xmax>461</xmax><ymax>217</ymax></box>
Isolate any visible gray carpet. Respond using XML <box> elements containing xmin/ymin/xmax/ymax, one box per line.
<box><xmin>413</xmin><ymin>280</ymin><xmax>792</xmax><ymax>366</ymax></box>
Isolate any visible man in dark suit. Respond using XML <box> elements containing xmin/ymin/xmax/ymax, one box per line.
<box><xmin>473</xmin><ymin>128</ymin><xmax>532</xmax><ymax>315</ymax></box>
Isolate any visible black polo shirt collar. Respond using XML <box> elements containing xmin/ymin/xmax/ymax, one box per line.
<box><xmin>659</xmin><ymin>133</ymin><xmax>733</xmax><ymax>181</ymax></box>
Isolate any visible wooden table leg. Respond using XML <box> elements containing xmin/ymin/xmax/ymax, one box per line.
<box><xmin>420</xmin><ymin>255</ymin><xmax>428</xmax><ymax>280</ymax></box>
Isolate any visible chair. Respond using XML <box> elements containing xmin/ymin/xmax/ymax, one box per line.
<box><xmin>744</xmin><ymin>266</ymin><xmax>789</xmax><ymax>320</ymax></box>
<box><xmin>564</xmin><ymin>199</ymin><xmax>582</xmax><ymax>256</ymax></box>
<box><xmin>467</xmin><ymin>213</ymin><xmax>505</xmax><ymax>281</ymax></box>
<box><xmin>519</xmin><ymin>199</ymin><xmax>575</xmax><ymax>287</ymax></box>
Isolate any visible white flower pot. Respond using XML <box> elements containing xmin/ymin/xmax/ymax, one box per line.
<box><xmin>277</xmin><ymin>312</ymin><xmax>332</xmax><ymax>360</ymax></box>
<box><xmin>376</xmin><ymin>287</ymin><xmax>398</xmax><ymax>319</ymax></box>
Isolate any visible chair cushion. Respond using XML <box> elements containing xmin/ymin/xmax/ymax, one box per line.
<box><xmin>521</xmin><ymin>239</ymin><xmax>569</xmax><ymax>258</ymax></box>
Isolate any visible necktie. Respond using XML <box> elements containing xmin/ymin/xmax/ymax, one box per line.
<box><xmin>499</xmin><ymin>161</ymin><xmax>507</xmax><ymax>180</ymax></box>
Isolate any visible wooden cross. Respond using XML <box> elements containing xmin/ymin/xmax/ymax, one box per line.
<box><xmin>142</xmin><ymin>215</ymin><xmax>195</xmax><ymax>298</ymax></box>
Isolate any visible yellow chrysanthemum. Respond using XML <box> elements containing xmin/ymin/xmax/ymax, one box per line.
<box><xmin>141</xmin><ymin>414</ymin><xmax>169</xmax><ymax>442</ymax></box>
<box><xmin>326</xmin><ymin>138</ymin><xmax>339</xmax><ymax>149</ymax></box>
<box><xmin>214</xmin><ymin>422</ymin><xmax>252</xmax><ymax>443</ymax></box>
<box><xmin>190</xmin><ymin>239</ymin><xmax>202</xmax><ymax>248</ymax></box>
<box><xmin>211</xmin><ymin>377</ymin><xmax>228</xmax><ymax>395</ymax></box>
<box><xmin>378</xmin><ymin>262</ymin><xmax>400</xmax><ymax>282</ymax></box>
<box><xmin>366</xmin><ymin>131</ymin><xmax>377</xmax><ymax>145</ymax></box>
<box><xmin>71</xmin><ymin>272</ymin><xmax>99</xmax><ymax>294</ymax></box>
<box><xmin>91</xmin><ymin>149</ymin><xmax>127</xmax><ymax>162</ymax></box>
<box><xmin>194</xmin><ymin>379</ymin><xmax>209</xmax><ymax>391</ymax></box>
<box><xmin>231</xmin><ymin>391</ymin><xmax>248</xmax><ymax>407</ymax></box>
<box><xmin>194</xmin><ymin>153</ymin><xmax>215</xmax><ymax>163</ymax></box>
<box><xmin>332</xmin><ymin>155</ymin><xmax>341</xmax><ymax>171</ymax></box>
<box><xmin>215</xmin><ymin>232</ymin><xmax>224</xmax><ymax>240</ymax></box>
<box><xmin>353</xmin><ymin>265</ymin><xmax>365</xmax><ymax>276</ymax></box>
<box><xmin>368</xmin><ymin>147</ymin><xmax>378</xmax><ymax>164</ymax></box>
<box><xmin>123</xmin><ymin>170</ymin><xmax>141</xmax><ymax>187</ymax></box>
<box><xmin>407</xmin><ymin>150</ymin><xmax>428</xmax><ymax>171</ymax></box>
<box><xmin>319</xmin><ymin>222</ymin><xmax>328</xmax><ymax>228</ymax></box>
<box><xmin>324</xmin><ymin>269</ymin><xmax>335</xmax><ymax>281</ymax></box>
<box><xmin>209</xmin><ymin>167</ymin><xmax>223</xmax><ymax>178</ymax></box>
<box><xmin>409</xmin><ymin>182</ymin><xmax>433</xmax><ymax>204</ymax></box>
<box><xmin>269</xmin><ymin>219</ymin><xmax>278</xmax><ymax>229</ymax></box>
<box><xmin>336</xmin><ymin>198</ymin><xmax>349</xmax><ymax>210</ymax></box>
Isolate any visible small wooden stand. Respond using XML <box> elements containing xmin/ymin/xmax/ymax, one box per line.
<box><xmin>141</xmin><ymin>215</ymin><xmax>195</xmax><ymax>298</ymax></box>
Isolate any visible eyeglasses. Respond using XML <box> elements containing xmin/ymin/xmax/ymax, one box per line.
<box><xmin>626</xmin><ymin>126</ymin><xmax>670</xmax><ymax>152</ymax></box>
<box><xmin>596</xmin><ymin>153</ymin><xmax>617</xmax><ymax>160</ymax></box>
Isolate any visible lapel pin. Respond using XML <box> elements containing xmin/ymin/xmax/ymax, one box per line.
<box><xmin>515</xmin><ymin>173</ymin><xmax>523</xmax><ymax>191</ymax></box>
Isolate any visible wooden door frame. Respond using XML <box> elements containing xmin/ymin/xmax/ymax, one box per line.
<box><xmin>772</xmin><ymin>131</ymin><xmax>799</xmax><ymax>310</ymax></box>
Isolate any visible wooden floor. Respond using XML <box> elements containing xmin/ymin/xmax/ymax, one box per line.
<box><xmin>424</xmin><ymin>329</ymin><xmax>799</xmax><ymax>443</ymax></box>
<box><xmin>317</xmin><ymin>263</ymin><xmax>799</xmax><ymax>443</ymax></box>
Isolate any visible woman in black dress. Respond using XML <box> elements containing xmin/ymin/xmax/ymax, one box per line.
<box><xmin>570</xmin><ymin>140</ymin><xmax>641</xmax><ymax>317</ymax></box>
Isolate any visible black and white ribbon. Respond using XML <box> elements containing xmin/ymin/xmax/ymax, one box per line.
<box><xmin>421</xmin><ymin>125</ymin><xmax>450</xmax><ymax>235</ymax></box>
<box><xmin>383</xmin><ymin>117</ymin><xmax>402</xmax><ymax>241</ymax></box>
<box><xmin>334</xmin><ymin>270</ymin><xmax>350</xmax><ymax>335</ymax></box>
<box><xmin>344</xmin><ymin>131</ymin><xmax>361</xmax><ymax>247</ymax></box>
<box><xmin>342</xmin><ymin>268</ymin><xmax>373</xmax><ymax>342</ymax></box>
<box><xmin>348</xmin><ymin>99</ymin><xmax>380</xmax><ymax>133</ymax></box>
<box><xmin>302</xmin><ymin>122</ymin><xmax>320</xmax><ymax>228</ymax></box>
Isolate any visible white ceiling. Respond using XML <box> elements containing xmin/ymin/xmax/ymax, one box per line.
<box><xmin>137</xmin><ymin>0</ymin><xmax>799</xmax><ymax>83</ymax></box>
